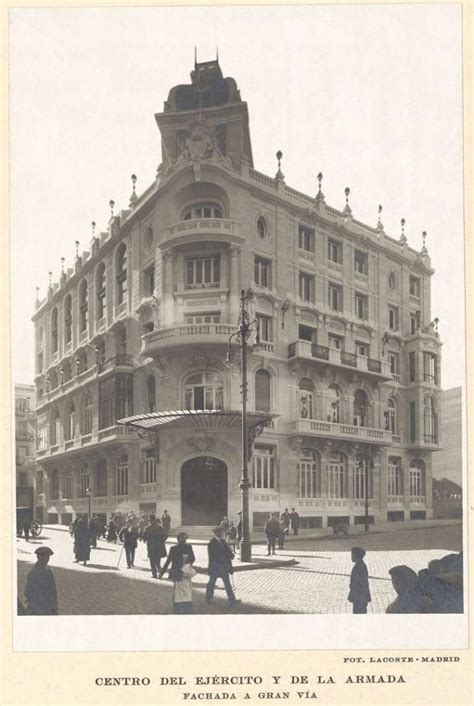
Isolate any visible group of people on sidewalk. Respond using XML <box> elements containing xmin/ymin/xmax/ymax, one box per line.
<box><xmin>264</xmin><ymin>508</ymin><xmax>300</xmax><ymax>555</ymax></box>
<box><xmin>348</xmin><ymin>547</ymin><xmax>464</xmax><ymax>614</ymax></box>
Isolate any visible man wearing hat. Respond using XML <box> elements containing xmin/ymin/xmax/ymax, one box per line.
<box><xmin>24</xmin><ymin>546</ymin><xmax>58</xmax><ymax>615</ymax></box>
<box><xmin>206</xmin><ymin>526</ymin><xmax>241</xmax><ymax>608</ymax></box>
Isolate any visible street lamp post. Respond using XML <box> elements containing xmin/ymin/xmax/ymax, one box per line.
<box><xmin>86</xmin><ymin>487</ymin><xmax>92</xmax><ymax>520</ymax></box>
<box><xmin>358</xmin><ymin>455</ymin><xmax>370</xmax><ymax>533</ymax></box>
<box><xmin>226</xmin><ymin>288</ymin><xmax>259</xmax><ymax>563</ymax></box>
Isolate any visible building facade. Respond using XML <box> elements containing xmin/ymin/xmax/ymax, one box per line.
<box><xmin>33</xmin><ymin>59</ymin><xmax>441</xmax><ymax>529</ymax></box>
<box><xmin>431</xmin><ymin>387</ymin><xmax>462</xmax><ymax>485</ymax></box>
<box><xmin>15</xmin><ymin>384</ymin><xmax>43</xmax><ymax>524</ymax></box>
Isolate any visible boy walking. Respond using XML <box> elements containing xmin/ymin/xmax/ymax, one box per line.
<box><xmin>348</xmin><ymin>546</ymin><xmax>371</xmax><ymax>614</ymax></box>
<box><xmin>173</xmin><ymin>553</ymin><xmax>197</xmax><ymax>614</ymax></box>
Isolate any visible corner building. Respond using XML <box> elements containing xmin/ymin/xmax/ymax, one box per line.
<box><xmin>33</xmin><ymin>60</ymin><xmax>441</xmax><ymax>530</ymax></box>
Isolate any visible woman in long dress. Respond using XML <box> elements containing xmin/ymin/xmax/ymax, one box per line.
<box><xmin>73</xmin><ymin>518</ymin><xmax>91</xmax><ymax>566</ymax></box>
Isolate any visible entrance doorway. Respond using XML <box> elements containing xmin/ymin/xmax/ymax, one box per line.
<box><xmin>181</xmin><ymin>457</ymin><xmax>228</xmax><ymax>525</ymax></box>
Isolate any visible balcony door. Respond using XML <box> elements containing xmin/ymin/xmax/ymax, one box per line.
<box><xmin>181</xmin><ymin>457</ymin><xmax>227</xmax><ymax>526</ymax></box>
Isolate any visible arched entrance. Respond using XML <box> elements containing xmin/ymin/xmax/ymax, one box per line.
<box><xmin>181</xmin><ymin>457</ymin><xmax>228</xmax><ymax>526</ymax></box>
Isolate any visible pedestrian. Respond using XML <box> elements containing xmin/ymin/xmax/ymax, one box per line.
<box><xmin>119</xmin><ymin>522</ymin><xmax>139</xmax><ymax>568</ymax></box>
<box><xmin>277</xmin><ymin>519</ymin><xmax>288</xmax><ymax>550</ymax></box>
<box><xmin>236</xmin><ymin>511</ymin><xmax>243</xmax><ymax>544</ymax></box>
<box><xmin>138</xmin><ymin>514</ymin><xmax>147</xmax><ymax>541</ymax></box>
<box><xmin>206</xmin><ymin>526</ymin><xmax>241</xmax><ymax>608</ymax></box>
<box><xmin>106</xmin><ymin>521</ymin><xmax>117</xmax><ymax>543</ymax></box>
<box><xmin>73</xmin><ymin>518</ymin><xmax>91</xmax><ymax>566</ymax></box>
<box><xmin>289</xmin><ymin>508</ymin><xmax>300</xmax><ymax>535</ymax></box>
<box><xmin>172</xmin><ymin>553</ymin><xmax>197</xmax><ymax>614</ymax></box>
<box><xmin>220</xmin><ymin>516</ymin><xmax>230</xmax><ymax>532</ymax></box>
<box><xmin>24</xmin><ymin>546</ymin><xmax>57</xmax><ymax>615</ymax></box>
<box><xmin>264</xmin><ymin>513</ymin><xmax>280</xmax><ymax>555</ymax></box>
<box><xmin>386</xmin><ymin>565</ymin><xmax>433</xmax><ymax>614</ymax></box>
<box><xmin>22</xmin><ymin>519</ymin><xmax>31</xmax><ymax>542</ymax></box>
<box><xmin>160</xmin><ymin>532</ymin><xmax>195</xmax><ymax>580</ymax></box>
<box><xmin>161</xmin><ymin>509</ymin><xmax>171</xmax><ymax>537</ymax></box>
<box><xmin>143</xmin><ymin>514</ymin><xmax>167</xmax><ymax>578</ymax></box>
<box><xmin>88</xmin><ymin>517</ymin><xmax>98</xmax><ymax>548</ymax></box>
<box><xmin>280</xmin><ymin>507</ymin><xmax>290</xmax><ymax>532</ymax></box>
<box><xmin>348</xmin><ymin>546</ymin><xmax>372</xmax><ymax>614</ymax></box>
<box><xmin>226</xmin><ymin>521</ymin><xmax>237</xmax><ymax>552</ymax></box>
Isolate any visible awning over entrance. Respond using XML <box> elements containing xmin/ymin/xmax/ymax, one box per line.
<box><xmin>117</xmin><ymin>409</ymin><xmax>276</xmax><ymax>432</ymax></box>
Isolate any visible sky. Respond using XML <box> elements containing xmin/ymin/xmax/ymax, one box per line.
<box><xmin>9</xmin><ymin>4</ymin><xmax>464</xmax><ymax>389</ymax></box>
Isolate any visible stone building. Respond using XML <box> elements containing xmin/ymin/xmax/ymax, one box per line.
<box><xmin>431</xmin><ymin>387</ymin><xmax>462</xmax><ymax>485</ymax></box>
<box><xmin>33</xmin><ymin>59</ymin><xmax>441</xmax><ymax>529</ymax></box>
<box><xmin>15</xmin><ymin>384</ymin><xmax>43</xmax><ymax>524</ymax></box>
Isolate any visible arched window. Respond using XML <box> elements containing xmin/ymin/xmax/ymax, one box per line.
<box><xmin>298</xmin><ymin>378</ymin><xmax>314</xmax><ymax>419</ymax></box>
<box><xmin>424</xmin><ymin>396</ymin><xmax>437</xmax><ymax>443</ymax></box>
<box><xmin>67</xmin><ymin>403</ymin><xmax>76</xmax><ymax>441</ymax></box>
<box><xmin>116</xmin><ymin>243</ymin><xmax>127</xmax><ymax>304</ymax></box>
<box><xmin>83</xmin><ymin>395</ymin><xmax>93</xmax><ymax>435</ymax></box>
<box><xmin>50</xmin><ymin>410</ymin><xmax>61</xmax><ymax>445</ymax></box>
<box><xmin>183</xmin><ymin>202</ymin><xmax>223</xmax><ymax>220</ymax></box>
<box><xmin>51</xmin><ymin>469</ymin><xmax>59</xmax><ymax>500</ymax></box>
<box><xmin>64</xmin><ymin>294</ymin><xmax>72</xmax><ymax>344</ymax></box>
<box><xmin>255</xmin><ymin>369</ymin><xmax>271</xmax><ymax>412</ymax></box>
<box><xmin>327</xmin><ymin>452</ymin><xmax>347</xmax><ymax>498</ymax></box>
<box><xmin>96</xmin><ymin>262</ymin><xmax>106</xmax><ymax>320</ymax></box>
<box><xmin>51</xmin><ymin>308</ymin><xmax>58</xmax><ymax>354</ymax></box>
<box><xmin>184</xmin><ymin>371</ymin><xmax>223</xmax><ymax>411</ymax></box>
<box><xmin>353</xmin><ymin>454</ymin><xmax>374</xmax><ymax>499</ymax></box>
<box><xmin>79</xmin><ymin>280</ymin><xmax>88</xmax><ymax>332</ymax></box>
<box><xmin>388</xmin><ymin>456</ymin><xmax>403</xmax><ymax>498</ymax></box>
<box><xmin>146</xmin><ymin>374</ymin><xmax>156</xmax><ymax>413</ymax></box>
<box><xmin>79</xmin><ymin>465</ymin><xmax>90</xmax><ymax>498</ymax></box>
<box><xmin>297</xmin><ymin>449</ymin><xmax>321</xmax><ymax>498</ymax></box>
<box><xmin>386</xmin><ymin>397</ymin><xmax>397</xmax><ymax>433</ymax></box>
<box><xmin>327</xmin><ymin>384</ymin><xmax>340</xmax><ymax>423</ymax></box>
<box><xmin>409</xmin><ymin>459</ymin><xmax>425</xmax><ymax>497</ymax></box>
<box><xmin>353</xmin><ymin>389</ymin><xmax>369</xmax><ymax>427</ymax></box>
<box><xmin>96</xmin><ymin>459</ymin><xmax>108</xmax><ymax>496</ymax></box>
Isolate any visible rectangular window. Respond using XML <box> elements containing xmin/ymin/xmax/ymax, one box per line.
<box><xmin>354</xmin><ymin>250</ymin><xmax>368</xmax><ymax>274</ymax></box>
<box><xmin>388</xmin><ymin>457</ymin><xmax>403</xmax><ymax>497</ymax></box>
<box><xmin>297</xmin><ymin>455</ymin><xmax>321</xmax><ymax>498</ymax></box>
<box><xmin>328</xmin><ymin>334</ymin><xmax>343</xmax><ymax>350</ymax></box>
<box><xmin>409</xmin><ymin>276</ymin><xmax>421</xmax><ymax>298</ymax></box>
<box><xmin>254</xmin><ymin>257</ymin><xmax>272</xmax><ymax>288</ymax></box>
<box><xmin>98</xmin><ymin>374</ymin><xmax>133</xmax><ymax>430</ymax></box>
<box><xmin>185</xmin><ymin>257</ymin><xmax>220</xmax><ymax>288</ymax></box>
<box><xmin>116</xmin><ymin>459</ymin><xmax>128</xmax><ymax>496</ymax></box>
<box><xmin>79</xmin><ymin>473</ymin><xmax>90</xmax><ymax>498</ymax></box>
<box><xmin>328</xmin><ymin>239</ymin><xmax>342</xmax><ymax>264</ymax></box>
<box><xmin>388</xmin><ymin>306</ymin><xmax>399</xmax><ymax>331</ymax></box>
<box><xmin>298</xmin><ymin>324</ymin><xmax>317</xmax><ymax>343</ymax></box>
<box><xmin>143</xmin><ymin>266</ymin><xmax>155</xmax><ymax>296</ymax></box>
<box><xmin>37</xmin><ymin>352</ymin><xmax>43</xmax><ymax>374</ymax></box>
<box><xmin>409</xmin><ymin>352</ymin><xmax>416</xmax><ymax>382</ymax></box>
<box><xmin>142</xmin><ymin>449</ymin><xmax>157</xmax><ymax>484</ymax></box>
<box><xmin>298</xmin><ymin>225</ymin><xmax>315</xmax><ymax>253</ymax></box>
<box><xmin>96</xmin><ymin>465</ymin><xmax>107</xmax><ymax>497</ymax></box>
<box><xmin>410</xmin><ymin>311</ymin><xmax>420</xmax><ymax>334</ymax></box>
<box><xmin>389</xmin><ymin>351</ymin><xmax>400</xmax><ymax>375</ymax></box>
<box><xmin>328</xmin><ymin>460</ymin><xmax>346</xmax><ymax>498</ymax></box>
<box><xmin>423</xmin><ymin>353</ymin><xmax>438</xmax><ymax>384</ymax></box>
<box><xmin>64</xmin><ymin>474</ymin><xmax>73</xmax><ymax>499</ymax></box>
<box><xmin>328</xmin><ymin>283</ymin><xmax>342</xmax><ymax>311</ymax></box>
<box><xmin>356</xmin><ymin>341</ymin><xmax>369</xmax><ymax>357</ymax></box>
<box><xmin>257</xmin><ymin>315</ymin><xmax>273</xmax><ymax>343</ymax></box>
<box><xmin>19</xmin><ymin>471</ymin><xmax>28</xmax><ymax>486</ymax></box>
<box><xmin>409</xmin><ymin>401</ymin><xmax>416</xmax><ymax>443</ymax></box>
<box><xmin>16</xmin><ymin>446</ymin><xmax>27</xmax><ymax>463</ymax></box>
<box><xmin>252</xmin><ymin>446</ymin><xmax>276</xmax><ymax>489</ymax></box>
<box><xmin>185</xmin><ymin>313</ymin><xmax>221</xmax><ymax>324</ymax></box>
<box><xmin>299</xmin><ymin>273</ymin><xmax>315</xmax><ymax>303</ymax></box>
<box><xmin>37</xmin><ymin>426</ymin><xmax>48</xmax><ymax>450</ymax></box>
<box><xmin>354</xmin><ymin>293</ymin><xmax>368</xmax><ymax>320</ymax></box>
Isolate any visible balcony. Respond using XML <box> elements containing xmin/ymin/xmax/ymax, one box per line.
<box><xmin>161</xmin><ymin>218</ymin><xmax>243</xmax><ymax>251</ymax></box>
<box><xmin>388</xmin><ymin>495</ymin><xmax>404</xmax><ymax>506</ymax></box>
<box><xmin>97</xmin><ymin>425</ymin><xmax>136</xmax><ymax>442</ymax></box>
<box><xmin>98</xmin><ymin>354</ymin><xmax>134</xmax><ymax>374</ymax></box>
<box><xmin>140</xmin><ymin>482</ymin><xmax>158</xmax><ymax>499</ymax></box>
<box><xmin>288</xmin><ymin>340</ymin><xmax>391</xmax><ymax>379</ymax></box>
<box><xmin>288</xmin><ymin>418</ymin><xmax>394</xmax><ymax>445</ymax></box>
<box><xmin>142</xmin><ymin>323</ymin><xmax>236</xmax><ymax>356</ymax></box>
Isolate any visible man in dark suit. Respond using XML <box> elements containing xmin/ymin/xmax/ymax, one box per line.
<box><xmin>206</xmin><ymin>527</ymin><xmax>241</xmax><ymax>607</ymax></box>
<box><xmin>143</xmin><ymin>515</ymin><xmax>167</xmax><ymax>578</ymax></box>
<box><xmin>348</xmin><ymin>546</ymin><xmax>372</xmax><ymax>614</ymax></box>
<box><xmin>159</xmin><ymin>532</ymin><xmax>195</xmax><ymax>581</ymax></box>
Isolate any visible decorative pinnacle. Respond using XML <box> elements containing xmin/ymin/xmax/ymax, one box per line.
<box><xmin>91</xmin><ymin>221</ymin><xmax>96</xmax><ymax>237</ymax></box>
<box><xmin>131</xmin><ymin>174</ymin><xmax>137</xmax><ymax>193</ymax></box>
<box><xmin>400</xmin><ymin>218</ymin><xmax>407</xmax><ymax>244</ymax></box>
<box><xmin>343</xmin><ymin>186</ymin><xmax>352</xmax><ymax>216</ymax></box>
<box><xmin>109</xmin><ymin>199</ymin><xmax>115</xmax><ymax>218</ymax></box>
<box><xmin>376</xmin><ymin>204</ymin><xmax>384</xmax><ymax>232</ymax></box>
<box><xmin>61</xmin><ymin>257</ymin><xmax>65</xmax><ymax>274</ymax></box>
<box><xmin>75</xmin><ymin>240</ymin><xmax>80</xmax><ymax>258</ymax></box>
<box><xmin>317</xmin><ymin>172</ymin><xmax>323</xmax><ymax>192</ymax></box>
<box><xmin>129</xmin><ymin>174</ymin><xmax>138</xmax><ymax>207</ymax></box>
<box><xmin>275</xmin><ymin>150</ymin><xmax>284</xmax><ymax>179</ymax></box>
<box><xmin>422</xmin><ymin>230</ymin><xmax>427</xmax><ymax>250</ymax></box>
<box><xmin>48</xmin><ymin>271</ymin><xmax>53</xmax><ymax>289</ymax></box>
<box><xmin>35</xmin><ymin>286</ymin><xmax>40</xmax><ymax>301</ymax></box>
<box><xmin>345</xmin><ymin>187</ymin><xmax>350</xmax><ymax>204</ymax></box>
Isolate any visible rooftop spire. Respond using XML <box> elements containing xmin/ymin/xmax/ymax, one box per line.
<box><xmin>343</xmin><ymin>186</ymin><xmax>352</xmax><ymax>217</ymax></box>
<box><xmin>400</xmin><ymin>218</ymin><xmax>407</xmax><ymax>245</ymax></box>
<box><xmin>376</xmin><ymin>204</ymin><xmax>384</xmax><ymax>233</ymax></box>
<box><xmin>315</xmin><ymin>172</ymin><xmax>325</xmax><ymax>203</ymax></box>
<box><xmin>129</xmin><ymin>174</ymin><xmax>138</xmax><ymax>208</ymax></box>
<box><xmin>275</xmin><ymin>150</ymin><xmax>284</xmax><ymax>180</ymax></box>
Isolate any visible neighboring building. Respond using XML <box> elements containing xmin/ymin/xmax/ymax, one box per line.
<box><xmin>431</xmin><ymin>387</ymin><xmax>462</xmax><ymax>485</ymax></box>
<box><xmin>15</xmin><ymin>384</ymin><xmax>43</xmax><ymax>525</ymax></box>
<box><xmin>32</xmin><ymin>59</ymin><xmax>442</xmax><ymax>529</ymax></box>
<box><xmin>433</xmin><ymin>477</ymin><xmax>462</xmax><ymax>520</ymax></box>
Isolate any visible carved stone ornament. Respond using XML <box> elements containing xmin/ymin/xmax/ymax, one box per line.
<box><xmin>188</xmin><ymin>435</ymin><xmax>216</xmax><ymax>453</ymax></box>
<box><xmin>187</xmin><ymin>354</ymin><xmax>222</xmax><ymax>370</ymax></box>
<box><xmin>164</xmin><ymin>116</ymin><xmax>234</xmax><ymax>177</ymax></box>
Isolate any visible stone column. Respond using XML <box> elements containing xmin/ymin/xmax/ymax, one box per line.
<box><xmin>127</xmin><ymin>442</ymin><xmax>141</xmax><ymax>513</ymax></box>
<box><xmin>163</xmin><ymin>252</ymin><xmax>174</xmax><ymax>327</ymax></box>
<box><xmin>403</xmin><ymin>456</ymin><xmax>411</xmax><ymax>517</ymax></box>
<box><xmin>320</xmin><ymin>447</ymin><xmax>329</xmax><ymax>527</ymax></box>
<box><xmin>378</xmin><ymin>448</ymin><xmax>388</xmax><ymax>517</ymax></box>
<box><xmin>229</xmin><ymin>246</ymin><xmax>240</xmax><ymax>323</ymax></box>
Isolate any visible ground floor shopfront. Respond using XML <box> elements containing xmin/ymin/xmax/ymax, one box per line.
<box><xmin>38</xmin><ymin>414</ymin><xmax>433</xmax><ymax>529</ymax></box>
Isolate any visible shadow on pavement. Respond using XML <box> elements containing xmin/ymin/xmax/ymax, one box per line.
<box><xmin>17</xmin><ymin>560</ymin><xmax>284</xmax><ymax>615</ymax></box>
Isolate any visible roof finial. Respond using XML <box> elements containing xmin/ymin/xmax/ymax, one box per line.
<box><xmin>129</xmin><ymin>174</ymin><xmax>138</xmax><ymax>208</ymax></box>
<box><xmin>343</xmin><ymin>186</ymin><xmax>352</xmax><ymax>216</ymax></box>
<box><xmin>275</xmin><ymin>150</ymin><xmax>284</xmax><ymax>180</ymax></box>
<box><xmin>315</xmin><ymin>172</ymin><xmax>325</xmax><ymax>204</ymax></box>
<box><xmin>48</xmin><ymin>271</ymin><xmax>53</xmax><ymax>291</ymax></box>
<box><xmin>422</xmin><ymin>230</ymin><xmax>428</xmax><ymax>253</ymax></box>
<box><xmin>75</xmin><ymin>240</ymin><xmax>80</xmax><ymax>259</ymax></box>
<box><xmin>109</xmin><ymin>199</ymin><xmax>115</xmax><ymax>219</ymax></box>
<box><xmin>400</xmin><ymin>218</ymin><xmax>407</xmax><ymax>245</ymax></box>
<box><xmin>216</xmin><ymin>45</ymin><xmax>219</xmax><ymax>62</ymax></box>
<box><xmin>91</xmin><ymin>221</ymin><xmax>96</xmax><ymax>238</ymax></box>
<box><xmin>61</xmin><ymin>257</ymin><xmax>65</xmax><ymax>274</ymax></box>
<box><xmin>35</xmin><ymin>286</ymin><xmax>40</xmax><ymax>303</ymax></box>
<box><xmin>376</xmin><ymin>204</ymin><xmax>384</xmax><ymax>233</ymax></box>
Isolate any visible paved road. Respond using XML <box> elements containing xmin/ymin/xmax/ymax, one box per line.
<box><xmin>16</xmin><ymin>523</ymin><xmax>462</xmax><ymax>615</ymax></box>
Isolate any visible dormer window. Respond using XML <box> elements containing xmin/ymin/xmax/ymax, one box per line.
<box><xmin>183</xmin><ymin>203</ymin><xmax>223</xmax><ymax>220</ymax></box>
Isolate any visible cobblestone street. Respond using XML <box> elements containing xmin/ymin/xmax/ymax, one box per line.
<box><xmin>16</xmin><ymin>522</ymin><xmax>462</xmax><ymax>615</ymax></box>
